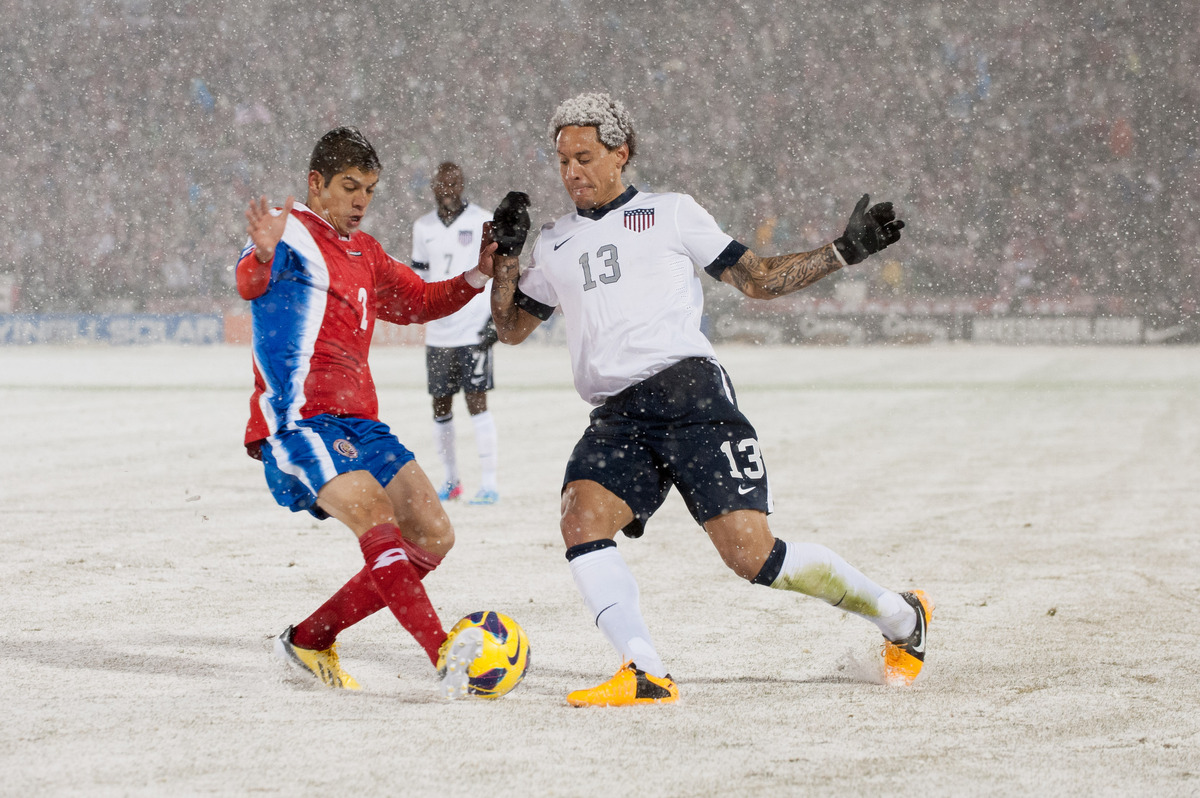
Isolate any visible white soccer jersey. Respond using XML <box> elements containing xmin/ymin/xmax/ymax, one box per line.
<box><xmin>411</xmin><ymin>202</ymin><xmax>493</xmax><ymax>347</ymax></box>
<box><xmin>517</xmin><ymin>187</ymin><xmax>747</xmax><ymax>405</ymax></box>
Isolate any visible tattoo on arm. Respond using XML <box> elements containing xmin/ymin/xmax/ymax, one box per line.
<box><xmin>489</xmin><ymin>254</ymin><xmax>540</xmax><ymax>343</ymax></box>
<box><xmin>490</xmin><ymin>254</ymin><xmax>521</xmax><ymax>329</ymax></box>
<box><xmin>720</xmin><ymin>244</ymin><xmax>844</xmax><ymax>299</ymax></box>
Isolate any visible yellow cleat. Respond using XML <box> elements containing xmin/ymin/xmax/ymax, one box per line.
<box><xmin>275</xmin><ymin>626</ymin><xmax>361</xmax><ymax>690</ymax></box>
<box><xmin>883</xmin><ymin>590</ymin><xmax>933</xmax><ymax>686</ymax></box>
<box><xmin>567</xmin><ymin>662</ymin><xmax>678</xmax><ymax>707</ymax></box>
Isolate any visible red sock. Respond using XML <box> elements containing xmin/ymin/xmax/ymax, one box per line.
<box><xmin>291</xmin><ymin>538</ymin><xmax>445</xmax><ymax>651</ymax></box>
<box><xmin>358</xmin><ymin>523</ymin><xmax>448</xmax><ymax>665</ymax></box>
<box><xmin>291</xmin><ymin>566</ymin><xmax>385</xmax><ymax>651</ymax></box>
<box><xmin>397</xmin><ymin>536</ymin><xmax>445</xmax><ymax>578</ymax></box>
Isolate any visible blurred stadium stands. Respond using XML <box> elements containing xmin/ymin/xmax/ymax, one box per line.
<box><xmin>2</xmin><ymin>0</ymin><xmax>1195</xmax><ymax>341</ymax></box>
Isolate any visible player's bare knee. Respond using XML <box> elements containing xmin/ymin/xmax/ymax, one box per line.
<box><xmin>405</xmin><ymin>504</ymin><xmax>456</xmax><ymax>554</ymax></box>
<box><xmin>407</xmin><ymin>513</ymin><xmax>455</xmax><ymax>557</ymax></box>
<box><xmin>560</xmin><ymin>500</ymin><xmax>604</xmax><ymax>548</ymax></box>
<box><xmin>706</xmin><ymin>513</ymin><xmax>774</xmax><ymax>581</ymax></box>
<box><xmin>718</xmin><ymin>546</ymin><xmax>768</xmax><ymax>582</ymax></box>
<box><xmin>421</xmin><ymin>527</ymin><xmax>455</xmax><ymax>558</ymax></box>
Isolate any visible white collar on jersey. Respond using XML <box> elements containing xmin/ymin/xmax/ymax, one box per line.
<box><xmin>293</xmin><ymin>201</ymin><xmax>354</xmax><ymax>241</ymax></box>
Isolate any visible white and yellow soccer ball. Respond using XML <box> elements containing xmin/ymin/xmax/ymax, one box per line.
<box><xmin>444</xmin><ymin>611</ymin><xmax>530</xmax><ymax>698</ymax></box>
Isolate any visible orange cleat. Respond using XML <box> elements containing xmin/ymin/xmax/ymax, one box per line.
<box><xmin>883</xmin><ymin>590</ymin><xmax>932</xmax><ymax>686</ymax></box>
<box><xmin>567</xmin><ymin>662</ymin><xmax>679</xmax><ymax>707</ymax></box>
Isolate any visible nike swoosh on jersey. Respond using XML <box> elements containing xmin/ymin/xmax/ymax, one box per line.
<box><xmin>347</xmin><ymin>251</ymin><xmax>362</xmax><ymax>256</ymax></box>
<box><xmin>737</xmin><ymin>485</ymin><xmax>757</xmax><ymax>495</ymax></box>
<box><xmin>553</xmin><ymin>236</ymin><xmax>575</xmax><ymax>251</ymax></box>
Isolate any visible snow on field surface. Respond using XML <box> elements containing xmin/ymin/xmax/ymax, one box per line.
<box><xmin>2</xmin><ymin>343</ymin><xmax>1198</xmax><ymax>796</ymax></box>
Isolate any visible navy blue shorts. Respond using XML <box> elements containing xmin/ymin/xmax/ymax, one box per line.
<box><xmin>259</xmin><ymin>415</ymin><xmax>415</xmax><ymax>519</ymax></box>
<box><xmin>426</xmin><ymin>345</ymin><xmax>494</xmax><ymax>396</ymax></box>
<box><xmin>564</xmin><ymin>358</ymin><xmax>773</xmax><ymax>537</ymax></box>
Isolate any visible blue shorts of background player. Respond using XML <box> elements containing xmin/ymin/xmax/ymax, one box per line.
<box><xmin>259</xmin><ymin>415</ymin><xmax>416</xmax><ymax>519</ymax></box>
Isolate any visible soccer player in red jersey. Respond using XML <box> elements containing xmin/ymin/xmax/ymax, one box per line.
<box><xmin>237</xmin><ymin>127</ymin><xmax>497</xmax><ymax>696</ymax></box>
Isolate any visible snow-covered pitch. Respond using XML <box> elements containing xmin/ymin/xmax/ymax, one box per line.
<box><xmin>2</xmin><ymin>343</ymin><xmax>1197</xmax><ymax>796</ymax></box>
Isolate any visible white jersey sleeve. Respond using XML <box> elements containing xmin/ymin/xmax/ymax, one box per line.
<box><xmin>514</xmin><ymin>227</ymin><xmax>560</xmax><ymax>320</ymax></box>
<box><xmin>410</xmin><ymin>220</ymin><xmax>430</xmax><ymax>271</ymax></box>
<box><xmin>674</xmin><ymin>193</ymin><xmax>747</xmax><ymax>280</ymax></box>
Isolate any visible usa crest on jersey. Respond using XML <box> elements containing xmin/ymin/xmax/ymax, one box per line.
<box><xmin>624</xmin><ymin>208</ymin><xmax>655</xmax><ymax>232</ymax></box>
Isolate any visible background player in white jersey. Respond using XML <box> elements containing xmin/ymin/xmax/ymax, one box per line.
<box><xmin>489</xmin><ymin>93</ymin><xmax>931</xmax><ymax>706</ymax></box>
<box><xmin>411</xmin><ymin>162</ymin><xmax>500</xmax><ymax>505</ymax></box>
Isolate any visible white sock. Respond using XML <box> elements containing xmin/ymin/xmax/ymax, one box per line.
<box><xmin>471</xmin><ymin>410</ymin><xmax>498</xmax><ymax>492</ymax></box>
<box><xmin>771</xmin><ymin>541</ymin><xmax>915</xmax><ymax>641</ymax></box>
<box><xmin>433</xmin><ymin>414</ymin><xmax>457</xmax><ymax>485</ymax></box>
<box><xmin>568</xmin><ymin>547</ymin><xmax>668</xmax><ymax>678</ymax></box>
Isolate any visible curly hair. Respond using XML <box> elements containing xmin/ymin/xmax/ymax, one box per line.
<box><xmin>549</xmin><ymin>92</ymin><xmax>637</xmax><ymax>165</ymax></box>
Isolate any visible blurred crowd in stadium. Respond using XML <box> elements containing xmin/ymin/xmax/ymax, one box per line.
<box><xmin>2</xmin><ymin>0</ymin><xmax>1196</xmax><ymax>327</ymax></box>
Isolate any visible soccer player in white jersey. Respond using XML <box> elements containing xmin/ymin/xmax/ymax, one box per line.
<box><xmin>411</xmin><ymin>162</ymin><xmax>500</xmax><ymax>505</ymax></box>
<box><xmin>489</xmin><ymin>92</ymin><xmax>931</xmax><ymax>707</ymax></box>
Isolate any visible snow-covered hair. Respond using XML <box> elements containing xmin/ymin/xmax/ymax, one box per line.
<box><xmin>549</xmin><ymin>92</ymin><xmax>637</xmax><ymax>162</ymax></box>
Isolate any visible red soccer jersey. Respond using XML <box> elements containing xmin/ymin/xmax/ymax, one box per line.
<box><xmin>237</xmin><ymin>204</ymin><xmax>482</xmax><ymax>455</ymax></box>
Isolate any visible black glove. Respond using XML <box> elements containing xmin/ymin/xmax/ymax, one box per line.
<box><xmin>833</xmin><ymin>194</ymin><xmax>905</xmax><ymax>265</ymax></box>
<box><xmin>492</xmin><ymin>191</ymin><xmax>531</xmax><ymax>257</ymax></box>
<box><xmin>478</xmin><ymin>317</ymin><xmax>499</xmax><ymax>349</ymax></box>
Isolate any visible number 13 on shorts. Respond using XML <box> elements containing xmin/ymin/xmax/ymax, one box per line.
<box><xmin>720</xmin><ymin>438</ymin><xmax>765</xmax><ymax>479</ymax></box>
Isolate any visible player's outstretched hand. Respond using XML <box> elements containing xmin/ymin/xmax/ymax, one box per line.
<box><xmin>475</xmin><ymin>221</ymin><xmax>499</xmax><ymax>279</ymax></box>
<box><xmin>492</xmin><ymin>191</ymin><xmax>531</xmax><ymax>257</ymax></box>
<box><xmin>245</xmin><ymin>195</ymin><xmax>294</xmax><ymax>263</ymax></box>
<box><xmin>833</xmin><ymin>194</ymin><xmax>905</xmax><ymax>265</ymax></box>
